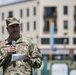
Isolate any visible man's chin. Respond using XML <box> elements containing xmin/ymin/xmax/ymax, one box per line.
<box><xmin>12</xmin><ymin>35</ymin><xmax>19</xmax><ymax>39</ymax></box>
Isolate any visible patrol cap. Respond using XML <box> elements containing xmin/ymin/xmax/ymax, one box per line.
<box><xmin>6</xmin><ymin>17</ymin><xmax>20</xmax><ymax>26</ymax></box>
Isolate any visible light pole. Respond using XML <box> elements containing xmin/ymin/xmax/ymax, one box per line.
<box><xmin>36</xmin><ymin>34</ymin><xmax>39</xmax><ymax>45</ymax></box>
<box><xmin>63</xmin><ymin>33</ymin><xmax>67</xmax><ymax>60</ymax></box>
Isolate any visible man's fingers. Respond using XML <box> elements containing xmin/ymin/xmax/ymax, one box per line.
<box><xmin>7</xmin><ymin>46</ymin><xmax>16</xmax><ymax>52</ymax></box>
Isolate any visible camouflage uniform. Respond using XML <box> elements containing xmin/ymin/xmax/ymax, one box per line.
<box><xmin>0</xmin><ymin>35</ymin><xmax>42</xmax><ymax>75</ymax></box>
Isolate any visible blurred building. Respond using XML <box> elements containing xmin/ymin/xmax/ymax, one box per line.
<box><xmin>0</xmin><ymin>0</ymin><xmax>76</xmax><ymax>58</ymax></box>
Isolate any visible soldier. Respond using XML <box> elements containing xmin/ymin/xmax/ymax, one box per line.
<box><xmin>0</xmin><ymin>17</ymin><xmax>42</xmax><ymax>75</ymax></box>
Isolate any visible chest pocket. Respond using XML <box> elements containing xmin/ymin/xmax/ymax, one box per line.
<box><xmin>16</xmin><ymin>44</ymin><xmax>29</xmax><ymax>55</ymax></box>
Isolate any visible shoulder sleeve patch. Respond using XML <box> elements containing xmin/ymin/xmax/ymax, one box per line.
<box><xmin>0</xmin><ymin>41</ymin><xmax>6</xmax><ymax>48</ymax></box>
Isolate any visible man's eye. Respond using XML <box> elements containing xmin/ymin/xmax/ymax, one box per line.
<box><xmin>10</xmin><ymin>25</ymin><xmax>19</xmax><ymax>28</ymax></box>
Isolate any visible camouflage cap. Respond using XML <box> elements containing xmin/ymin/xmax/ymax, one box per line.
<box><xmin>6</xmin><ymin>17</ymin><xmax>20</xmax><ymax>26</ymax></box>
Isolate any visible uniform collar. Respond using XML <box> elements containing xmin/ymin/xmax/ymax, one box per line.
<box><xmin>5</xmin><ymin>34</ymin><xmax>23</xmax><ymax>45</ymax></box>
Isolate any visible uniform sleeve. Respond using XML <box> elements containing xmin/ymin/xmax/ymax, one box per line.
<box><xmin>0</xmin><ymin>47</ymin><xmax>8</xmax><ymax>67</ymax></box>
<box><xmin>29</xmin><ymin>43</ymin><xmax>42</xmax><ymax>68</ymax></box>
<box><xmin>0</xmin><ymin>49</ymin><xmax>5</xmax><ymax>67</ymax></box>
<box><xmin>0</xmin><ymin>41</ymin><xmax>8</xmax><ymax>66</ymax></box>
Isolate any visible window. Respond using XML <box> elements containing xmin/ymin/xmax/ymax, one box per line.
<box><xmin>41</xmin><ymin>38</ymin><xmax>69</xmax><ymax>45</ymax></box>
<box><xmin>75</xmin><ymin>6</ymin><xmax>76</xmax><ymax>12</ymax></box>
<box><xmin>27</xmin><ymin>22</ymin><xmax>29</xmax><ymax>31</ymax></box>
<box><xmin>64</xmin><ymin>6</ymin><xmax>68</xmax><ymax>15</ymax></box>
<box><xmin>74</xmin><ymin>25</ymin><xmax>76</xmax><ymax>33</ymax></box>
<box><xmin>34</xmin><ymin>7</ymin><xmax>36</xmax><ymax>16</ymax></box>
<box><xmin>43</xmin><ymin>20</ymin><xmax>49</xmax><ymax>32</ymax></box>
<box><xmin>73</xmin><ymin>38</ymin><xmax>76</xmax><ymax>44</ymax></box>
<box><xmin>64</xmin><ymin>20</ymin><xmax>68</xmax><ymax>29</ymax></box>
<box><xmin>41</xmin><ymin>38</ymin><xmax>50</xmax><ymax>44</ymax></box>
<box><xmin>34</xmin><ymin>21</ymin><xmax>36</xmax><ymax>30</ymax></box>
<box><xmin>20</xmin><ymin>9</ymin><xmax>23</xmax><ymax>18</ymax></box>
<box><xmin>74</xmin><ymin>6</ymin><xmax>76</xmax><ymax>19</ymax></box>
<box><xmin>74</xmin><ymin>6</ymin><xmax>76</xmax><ymax>33</ymax></box>
<box><xmin>44</xmin><ymin>7</ymin><xmax>56</xmax><ymax>17</ymax></box>
<box><xmin>54</xmin><ymin>38</ymin><xmax>69</xmax><ymax>44</ymax></box>
<box><xmin>27</xmin><ymin>8</ymin><xmax>29</xmax><ymax>17</ymax></box>
<box><xmin>2</xmin><ymin>12</ymin><xmax>4</xmax><ymax>21</ymax></box>
<box><xmin>8</xmin><ymin>11</ymin><xmax>13</xmax><ymax>18</ymax></box>
<box><xmin>2</xmin><ymin>26</ymin><xmax>4</xmax><ymax>34</ymax></box>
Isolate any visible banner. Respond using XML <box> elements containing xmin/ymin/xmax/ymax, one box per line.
<box><xmin>51</xmin><ymin>63</ymin><xmax>68</xmax><ymax>75</ymax></box>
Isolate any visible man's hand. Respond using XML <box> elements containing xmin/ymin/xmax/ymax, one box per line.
<box><xmin>24</xmin><ymin>55</ymin><xmax>32</xmax><ymax>64</ymax></box>
<box><xmin>7</xmin><ymin>45</ymin><xmax>16</xmax><ymax>55</ymax></box>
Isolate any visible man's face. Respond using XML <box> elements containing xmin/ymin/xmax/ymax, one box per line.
<box><xmin>7</xmin><ymin>24</ymin><xmax>20</xmax><ymax>40</ymax></box>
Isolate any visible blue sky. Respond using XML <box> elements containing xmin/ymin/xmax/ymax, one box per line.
<box><xmin>0</xmin><ymin>0</ymin><xmax>23</xmax><ymax>5</ymax></box>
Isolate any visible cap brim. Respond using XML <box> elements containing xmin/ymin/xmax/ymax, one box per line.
<box><xmin>8</xmin><ymin>22</ymin><xmax>20</xmax><ymax>26</ymax></box>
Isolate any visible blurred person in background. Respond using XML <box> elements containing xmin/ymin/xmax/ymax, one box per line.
<box><xmin>0</xmin><ymin>17</ymin><xmax>42</xmax><ymax>75</ymax></box>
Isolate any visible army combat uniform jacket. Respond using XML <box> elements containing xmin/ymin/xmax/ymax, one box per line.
<box><xmin>0</xmin><ymin>35</ymin><xmax>42</xmax><ymax>75</ymax></box>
